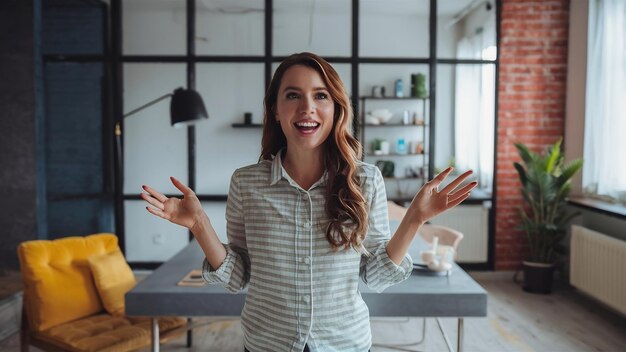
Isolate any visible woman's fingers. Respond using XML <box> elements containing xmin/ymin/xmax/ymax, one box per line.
<box><xmin>447</xmin><ymin>193</ymin><xmax>471</xmax><ymax>208</ymax></box>
<box><xmin>440</xmin><ymin>170</ymin><xmax>473</xmax><ymax>195</ymax></box>
<box><xmin>141</xmin><ymin>192</ymin><xmax>165</xmax><ymax>211</ymax></box>
<box><xmin>142</xmin><ymin>184</ymin><xmax>167</xmax><ymax>203</ymax></box>
<box><xmin>448</xmin><ymin>181</ymin><xmax>478</xmax><ymax>203</ymax></box>
<box><xmin>146</xmin><ymin>205</ymin><xmax>167</xmax><ymax>219</ymax></box>
<box><xmin>428</xmin><ymin>167</ymin><xmax>454</xmax><ymax>189</ymax></box>
<box><xmin>170</xmin><ymin>176</ymin><xmax>193</xmax><ymax>195</ymax></box>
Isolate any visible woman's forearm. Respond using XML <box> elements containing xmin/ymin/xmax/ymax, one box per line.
<box><xmin>190</xmin><ymin>214</ymin><xmax>227</xmax><ymax>270</ymax></box>
<box><xmin>385</xmin><ymin>209</ymin><xmax>425</xmax><ymax>265</ymax></box>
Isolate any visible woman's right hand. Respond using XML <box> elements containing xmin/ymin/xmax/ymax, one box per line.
<box><xmin>141</xmin><ymin>176</ymin><xmax>206</xmax><ymax>230</ymax></box>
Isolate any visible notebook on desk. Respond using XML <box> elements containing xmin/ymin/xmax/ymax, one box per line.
<box><xmin>177</xmin><ymin>269</ymin><xmax>206</xmax><ymax>287</ymax></box>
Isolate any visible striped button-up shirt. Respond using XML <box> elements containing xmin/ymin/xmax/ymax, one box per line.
<box><xmin>202</xmin><ymin>151</ymin><xmax>413</xmax><ymax>352</ymax></box>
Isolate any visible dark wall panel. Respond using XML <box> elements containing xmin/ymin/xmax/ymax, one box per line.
<box><xmin>47</xmin><ymin>199</ymin><xmax>113</xmax><ymax>239</ymax></box>
<box><xmin>0</xmin><ymin>0</ymin><xmax>40</xmax><ymax>269</ymax></box>
<box><xmin>42</xmin><ymin>0</ymin><xmax>103</xmax><ymax>55</ymax></box>
<box><xmin>45</xmin><ymin>63</ymin><xmax>104</xmax><ymax>196</ymax></box>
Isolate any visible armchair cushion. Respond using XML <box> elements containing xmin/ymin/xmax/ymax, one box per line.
<box><xmin>88</xmin><ymin>249</ymin><xmax>136</xmax><ymax>317</ymax></box>
<box><xmin>34</xmin><ymin>314</ymin><xmax>185</xmax><ymax>352</ymax></box>
<box><xmin>17</xmin><ymin>233</ymin><xmax>119</xmax><ymax>332</ymax></box>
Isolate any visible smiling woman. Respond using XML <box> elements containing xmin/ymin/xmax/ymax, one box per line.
<box><xmin>139</xmin><ymin>52</ymin><xmax>476</xmax><ymax>352</ymax></box>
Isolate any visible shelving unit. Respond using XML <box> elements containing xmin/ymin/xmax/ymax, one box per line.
<box><xmin>359</xmin><ymin>96</ymin><xmax>430</xmax><ymax>188</ymax></box>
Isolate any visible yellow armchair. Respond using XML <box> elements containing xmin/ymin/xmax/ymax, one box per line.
<box><xmin>18</xmin><ymin>233</ymin><xmax>186</xmax><ymax>352</ymax></box>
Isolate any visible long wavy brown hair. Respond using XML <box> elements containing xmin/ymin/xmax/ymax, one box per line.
<box><xmin>260</xmin><ymin>52</ymin><xmax>369</xmax><ymax>253</ymax></box>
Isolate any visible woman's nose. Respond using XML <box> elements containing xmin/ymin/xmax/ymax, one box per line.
<box><xmin>299</xmin><ymin>96</ymin><xmax>315</xmax><ymax>114</ymax></box>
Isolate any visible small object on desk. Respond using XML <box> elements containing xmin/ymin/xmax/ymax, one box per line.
<box><xmin>413</xmin><ymin>263</ymin><xmax>450</xmax><ymax>276</ymax></box>
<box><xmin>177</xmin><ymin>269</ymin><xmax>206</xmax><ymax>287</ymax></box>
<box><xmin>416</xmin><ymin>236</ymin><xmax>453</xmax><ymax>275</ymax></box>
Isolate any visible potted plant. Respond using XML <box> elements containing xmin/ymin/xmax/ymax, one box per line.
<box><xmin>513</xmin><ymin>138</ymin><xmax>583</xmax><ymax>294</ymax></box>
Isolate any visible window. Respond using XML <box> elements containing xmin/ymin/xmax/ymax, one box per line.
<box><xmin>453</xmin><ymin>21</ymin><xmax>496</xmax><ymax>191</ymax></box>
<box><xmin>583</xmin><ymin>0</ymin><xmax>626</xmax><ymax>201</ymax></box>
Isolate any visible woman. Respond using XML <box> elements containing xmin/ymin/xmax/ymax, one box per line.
<box><xmin>141</xmin><ymin>52</ymin><xmax>476</xmax><ymax>352</ymax></box>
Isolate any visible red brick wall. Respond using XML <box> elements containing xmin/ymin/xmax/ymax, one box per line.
<box><xmin>495</xmin><ymin>0</ymin><xmax>570</xmax><ymax>270</ymax></box>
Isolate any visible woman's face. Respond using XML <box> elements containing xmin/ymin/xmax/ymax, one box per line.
<box><xmin>275</xmin><ymin>64</ymin><xmax>335</xmax><ymax>155</ymax></box>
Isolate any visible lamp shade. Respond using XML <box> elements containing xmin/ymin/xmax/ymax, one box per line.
<box><xmin>170</xmin><ymin>87</ymin><xmax>208</xmax><ymax>128</ymax></box>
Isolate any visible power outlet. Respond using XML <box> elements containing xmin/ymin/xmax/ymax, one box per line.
<box><xmin>152</xmin><ymin>233</ymin><xmax>164</xmax><ymax>245</ymax></box>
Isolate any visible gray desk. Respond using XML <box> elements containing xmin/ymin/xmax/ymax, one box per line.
<box><xmin>127</xmin><ymin>241</ymin><xmax>487</xmax><ymax>352</ymax></box>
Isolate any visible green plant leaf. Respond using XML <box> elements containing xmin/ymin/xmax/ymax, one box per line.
<box><xmin>556</xmin><ymin>159</ymin><xmax>584</xmax><ymax>187</ymax></box>
<box><xmin>514</xmin><ymin>143</ymin><xmax>536</xmax><ymax>167</ymax></box>
<box><xmin>513</xmin><ymin>162</ymin><xmax>527</xmax><ymax>186</ymax></box>
<box><xmin>544</xmin><ymin>138</ymin><xmax>562</xmax><ymax>173</ymax></box>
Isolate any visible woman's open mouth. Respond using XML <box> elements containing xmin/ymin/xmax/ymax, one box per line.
<box><xmin>294</xmin><ymin>121</ymin><xmax>320</xmax><ymax>134</ymax></box>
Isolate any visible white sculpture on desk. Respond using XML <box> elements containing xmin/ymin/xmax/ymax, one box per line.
<box><xmin>420</xmin><ymin>236</ymin><xmax>454</xmax><ymax>272</ymax></box>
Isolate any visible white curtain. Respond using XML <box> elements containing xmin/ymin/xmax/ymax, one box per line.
<box><xmin>454</xmin><ymin>23</ymin><xmax>496</xmax><ymax>192</ymax></box>
<box><xmin>583</xmin><ymin>0</ymin><xmax>626</xmax><ymax>199</ymax></box>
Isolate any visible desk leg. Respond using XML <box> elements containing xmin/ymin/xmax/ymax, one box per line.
<box><xmin>457</xmin><ymin>318</ymin><xmax>464</xmax><ymax>352</ymax></box>
<box><xmin>151</xmin><ymin>318</ymin><xmax>160</xmax><ymax>352</ymax></box>
<box><xmin>187</xmin><ymin>317</ymin><xmax>193</xmax><ymax>347</ymax></box>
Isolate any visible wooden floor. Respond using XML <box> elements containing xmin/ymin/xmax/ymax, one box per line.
<box><xmin>2</xmin><ymin>272</ymin><xmax>625</xmax><ymax>352</ymax></box>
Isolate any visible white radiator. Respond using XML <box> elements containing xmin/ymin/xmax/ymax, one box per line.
<box><xmin>570</xmin><ymin>225</ymin><xmax>626</xmax><ymax>315</ymax></box>
<box><xmin>430</xmin><ymin>202</ymin><xmax>490</xmax><ymax>263</ymax></box>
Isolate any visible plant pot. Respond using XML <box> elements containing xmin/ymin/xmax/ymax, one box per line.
<box><xmin>522</xmin><ymin>261</ymin><xmax>555</xmax><ymax>294</ymax></box>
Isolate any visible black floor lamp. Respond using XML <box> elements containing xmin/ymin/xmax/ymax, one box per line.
<box><xmin>115</xmin><ymin>87</ymin><xmax>208</xmax><ymax>135</ymax></box>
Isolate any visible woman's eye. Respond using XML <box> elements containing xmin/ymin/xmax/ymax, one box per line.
<box><xmin>286</xmin><ymin>92</ymin><xmax>299</xmax><ymax>99</ymax></box>
<box><xmin>316</xmin><ymin>92</ymin><xmax>328</xmax><ymax>99</ymax></box>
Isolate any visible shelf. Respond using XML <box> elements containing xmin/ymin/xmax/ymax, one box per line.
<box><xmin>365</xmin><ymin>153</ymin><xmax>425</xmax><ymax>157</ymax></box>
<box><xmin>232</xmin><ymin>123</ymin><xmax>263</xmax><ymax>128</ymax></box>
<box><xmin>360</xmin><ymin>96</ymin><xmax>429</xmax><ymax>100</ymax></box>
<box><xmin>364</xmin><ymin>123</ymin><xmax>428</xmax><ymax>127</ymax></box>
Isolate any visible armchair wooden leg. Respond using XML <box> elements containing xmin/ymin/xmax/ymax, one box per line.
<box><xmin>20</xmin><ymin>304</ymin><xmax>29</xmax><ymax>352</ymax></box>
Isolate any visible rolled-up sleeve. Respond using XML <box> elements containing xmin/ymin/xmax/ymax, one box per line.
<box><xmin>201</xmin><ymin>171</ymin><xmax>250</xmax><ymax>293</ymax></box>
<box><xmin>359</xmin><ymin>166</ymin><xmax>413</xmax><ymax>293</ymax></box>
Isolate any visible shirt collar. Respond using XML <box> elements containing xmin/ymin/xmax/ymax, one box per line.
<box><xmin>269</xmin><ymin>148</ymin><xmax>328</xmax><ymax>189</ymax></box>
<box><xmin>269</xmin><ymin>149</ymin><xmax>284</xmax><ymax>186</ymax></box>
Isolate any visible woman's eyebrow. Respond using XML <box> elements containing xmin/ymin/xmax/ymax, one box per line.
<box><xmin>282</xmin><ymin>86</ymin><xmax>328</xmax><ymax>92</ymax></box>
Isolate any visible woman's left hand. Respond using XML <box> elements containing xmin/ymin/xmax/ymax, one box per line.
<box><xmin>408</xmin><ymin>167</ymin><xmax>477</xmax><ymax>224</ymax></box>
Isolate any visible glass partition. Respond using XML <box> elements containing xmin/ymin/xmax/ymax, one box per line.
<box><xmin>195</xmin><ymin>63</ymin><xmax>265</xmax><ymax>194</ymax></box>
<box><xmin>437</xmin><ymin>0</ymin><xmax>497</xmax><ymax>60</ymax></box>
<box><xmin>274</xmin><ymin>0</ymin><xmax>351</xmax><ymax>57</ymax></box>
<box><xmin>124</xmin><ymin>200</ymin><xmax>188</xmax><ymax>262</ymax></box>
<box><xmin>196</xmin><ymin>0</ymin><xmax>265</xmax><ymax>55</ymax></box>
<box><xmin>437</xmin><ymin>63</ymin><xmax>495</xmax><ymax>192</ymax></box>
<box><xmin>359</xmin><ymin>0</ymin><xmax>430</xmax><ymax>58</ymax></box>
<box><xmin>123</xmin><ymin>0</ymin><xmax>187</xmax><ymax>55</ymax></box>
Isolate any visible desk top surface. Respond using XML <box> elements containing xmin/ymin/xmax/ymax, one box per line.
<box><xmin>127</xmin><ymin>240</ymin><xmax>487</xmax><ymax>317</ymax></box>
